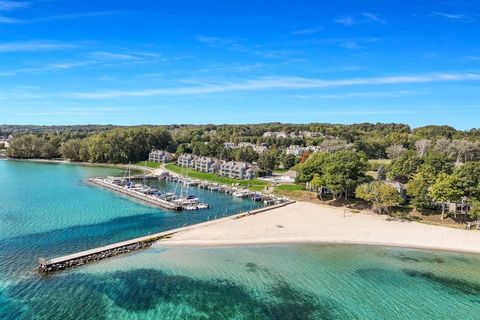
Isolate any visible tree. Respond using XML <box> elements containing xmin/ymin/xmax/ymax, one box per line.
<box><xmin>388</xmin><ymin>150</ymin><xmax>422</xmax><ymax>180</ymax></box>
<box><xmin>299</xmin><ymin>152</ymin><xmax>311</xmax><ymax>164</ymax></box>
<box><xmin>321</xmin><ymin>151</ymin><xmax>369</xmax><ymax>200</ymax></box>
<box><xmin>386</xmin><ymin>144</ymin><xmax>407</xmax><ymax>160</ymax></box>
<box><xmin>257</xmin><ymin>151</ymin><xmax>276</xmax><ymax>172</ymax></box>
<box><xmin>356</xmin><ymin>181</ymin><xmax>403</xmax><ymax>214</ymax></box>
<box><xmin>377</xmin><ymin>165</ymin><xmax>386</xmax><ymax>181</ymax></box>
<box><xmin>282</xmin><ymin>154</ymin><xmax>297</xmax><ymax>169</ymax></box>
<box><xmin>407</xmin><ymin>167</ymin><xmax>436</xmax><ymax>209</ymax></box>
<box><xmin>429</xmin><ymin>173</ymin><xmax>463</xmax><ymax>220</ymax></box>
<box><xmin>296</xmin><ymin>152</ymin><xmax>329</xmax><ymax>183</ymax></box>
<box><xmin>414</xmin><ymin>139</ymin><xmax>431</xmax><ymax>158</ymax></box>
<box><xmin>60</xmin><ymin>139</ymin><xmax>85</xmax><ymax>161</ymax></box>
<box><xmin>454</xmin><ymin>162</ymin><xmax>480</xmax><ymax>200</ymax></box>
<box><xmin>451</xmin><ymin>140</ymin><xmax>479</xmax><ymax>164</ymax></box>
<box><xmin>468</xmin><ymin>200</ymin><xmax>480</xmax><ymax>227</ymax></box>
<box><xmin>421</xmin><ymin>151</ymin><xmax>454</xmax><ymax>175</ymax></box>
<box><xmin>310</xmin><ymin>174</ymin><xmax>324</xmax><ymax>200</ymax></box>
<box><xmin>6</xmin><ymin>134</ymin><xmax>43</xmax><ymax>158</ymax></box>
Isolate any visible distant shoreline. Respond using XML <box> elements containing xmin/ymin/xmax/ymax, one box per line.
<box><xmin>5</xmin><ymin>158</ymin><xmax>153</xmax><ymax>173</ymax></box>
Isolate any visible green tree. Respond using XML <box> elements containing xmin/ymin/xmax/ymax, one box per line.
<box><xmin>60</xmin><ymin>139</ymin><xmax>85</xmax><ymax>161</ymax></box>
<box><xmin>321</xmin><ymin>151</ymin><xmax>369</xmax><ymax>200</ymax></box>
<box><xmin>469</xmin><ymin>200</ymin><xmax>480</xmax><ymax>227</ymax></box>
<box><xmin>429</xmin><ymin>173</ymin><xmax>463</xmax><ymax>220</ymax></box>
<box><xmin>388</xmin><ymin>150</ymin><xmax>423</xmax><ymax>180</ymax></box>
<box><xmin>407</xmin><ymin>167</ymin><xmax>436</xmax><ymax>209</ymax></box>
<box><xmin>454</xmin><ymin>162</ymin><xmax>480</xmax><ymax>200</ymax></box>
<box><xmin>6</xmin><ymin>134</ymin><xmax>43</xmax><ymax>158</ymax></box>
<box><xmin>377</xmin><ymin>165</ymin><xmax>387</xmax><ymax>181</ymax></box>
<box><xmin>356</xmin><ymin>181</ymin><xmax>403</xmax><ymax>214</ymax></box>
<box><xmin>421</xmin><ymin>150</ymin><xmax>454</xmax><ymax>175</ymax></box>
<box><xmin>296</xmin><ymin>152</ymin><xmax>329</xmax><ymax>183</ymax></box>
<box><xmin>310</xmin><ymin>173</ymin><xmax>324</xmax><ymax>200</ymax></box>
<box><xmin>257</xmin><ymin>151</ymin><xmax>276</xmax><ymax>172</ymax></box>
<box><xmin>282</xmin><ymin>154</ymin><xmax>297</xmax><ymax>169</ymax></box>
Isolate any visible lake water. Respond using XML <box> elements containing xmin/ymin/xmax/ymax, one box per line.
<box><xmin>1</xmin><ymin>160</ymin><xmax>480</xmax><ymax>319</ymax></box>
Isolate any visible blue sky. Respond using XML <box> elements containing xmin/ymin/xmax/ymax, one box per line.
<box><xmin>0</xmin><ymin>0</ymin><xmax>479</xmax><ymax>129</ymax></box>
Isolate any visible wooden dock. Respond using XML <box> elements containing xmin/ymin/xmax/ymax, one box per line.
<box><xmin>38</xmin><ymin>200</ymin><xmax>295</xmax><ymax>273</ymax></box>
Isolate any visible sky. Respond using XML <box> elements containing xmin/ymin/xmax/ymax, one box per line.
<box><xmin>0</xmin><ymin>0</ymin><xmax>479</xmax><ymax>129</ymax></box>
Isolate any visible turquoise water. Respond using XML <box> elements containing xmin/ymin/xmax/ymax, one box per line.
<box><xmin>1</xmin><ymin>160</ymin><xmax>480</xmax><ymax>319</ymax></box>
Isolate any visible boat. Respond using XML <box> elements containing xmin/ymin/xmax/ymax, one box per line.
<box><xmin>197</xmin><ymin>203</ymin><xmax>209</xmax><ymax>209</ymax></box>
<box><xmin>252</xmin><ymin>194</ymin><xmax>263</xmax><ymax>201</ymax></box>
<box><xmin>232</xmin><ymin>190</ymin><xmax>250</xmax><ymax>198</ymax></box>
<box><xmin>184</xmin><ymin>205</ymin><xmax>198</xmax><ymax>211</ymax></box>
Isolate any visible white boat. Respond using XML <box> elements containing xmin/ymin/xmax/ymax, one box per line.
<box><xmin>232</xmin><ymin>191</ymin><xmax>249</xmax><ymax>198</ymax></box>
<box><xmin>185</xmin><ymin>205</ymin><xmax>198</xmax><ymax>211</ymax></box>
<box><xmin>197</xmin><ymin>203</ymin><xmax>209</xmax><ymax>209</ymax></box>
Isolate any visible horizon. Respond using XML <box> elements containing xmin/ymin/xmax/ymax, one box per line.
<box><xmin>1</xmin><ymin>1</ymin><xmax>479</xmax><ymax>128</ymax></box>
<box><xmin>0</xmin><ymin>121</ymin><xmax>478</xmax><ymax>131</ymax></box>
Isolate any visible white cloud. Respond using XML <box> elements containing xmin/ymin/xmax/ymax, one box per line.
<box><xmin>68</xmin><ymin>72</ymin><xmax>480</xmax><ymax>99</ymax></box>
<box><xmin>33</xmin><ymin>11</ymin><xmax>119</xmax><ymax>22</ymax></box>
<box><xmin>335</xmin><ymin>13</ymin><xmax>386</xmax><ymax>26</ymax></box>
<box><xmin>89</xmin><ymin>51</ymin><xmax>140</xmax><ymax>61</ymax></box>
<box><xmin>0</xmin><ymin>0</ymin><xmax>29</xmax><ymax>11</ymax></box>
<box><xmin>291</xmin><ymin>27</ymin><xmax>323</xmax><ymax>35</ymax></box>
<box><xmin>334</xmin><ymin>16</ymin><xmax>355</xmax><ymax>26</ymax></box>
<box><xmin>0</xmin><ymin>15</ymin><xmax>20</xmax><ymax>23</ymax></box>
<box><xmin>361</xmin><ymin>12</ymin><xmax>386</xmax><ymax>24</ymax></box>
<box><xmin>0</xmin><ymin>41</ymin><xmax>76</xmax><ymax>52</ymax></box>
<box><xmin>431</xmin><ymin>12</ymin><xmax>478</xmax><ymax>22</ymax></box>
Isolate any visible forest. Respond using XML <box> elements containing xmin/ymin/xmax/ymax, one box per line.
<box><xmin>3</xmin><ymin>122</ymin><xmax>480</xmax><ymax>222</ymax></box>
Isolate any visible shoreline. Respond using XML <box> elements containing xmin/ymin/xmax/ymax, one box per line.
<box><xmin>157</xmin><ymin>201</ymin><xmax>480</xmax><ymax>254</ymax></box>
<box><xmin>159</xmin><ymin>238</ymin><xmax>480</xmax><ymax>255</ymax></box>
<box><xmin>5</xmin><ymin>158</ymin><xmax>153</xmax><ymax>173</ymax></box>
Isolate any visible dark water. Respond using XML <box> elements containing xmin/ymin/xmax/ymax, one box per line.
<box><xmin>1</xmin><ymin>160</ymin><xmax>480</xmax><ymax>319</ymax></box>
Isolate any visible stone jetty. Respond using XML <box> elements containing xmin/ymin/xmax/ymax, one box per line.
<box><xmin>38</xmin><ymin>200</ymin><xmax>295</xmax><ymax>273</ymax></box>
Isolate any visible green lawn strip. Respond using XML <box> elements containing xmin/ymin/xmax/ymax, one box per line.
<box><xmin>134</xmin><ymin>161</ymin><xmax>161</xmax><ymax>169</ymax></box>
<box><xmin>274</xmin><ymin>184</ymin><xmax>304</xmax><ymax>191</ymax></box>
<box><xmin>164</xmin><ymin>163</ymin><xmax>271</xmax><ymax>188</ymax></box>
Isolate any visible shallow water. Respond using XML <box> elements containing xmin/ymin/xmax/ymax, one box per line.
<box><xmin>1</xmin><ymin>160</ymin><xmax>480</xmax><ymax>319</ymax></box>
<box><xmin>0</xmin><ymin>160</ymin><xmax>261</xmax><ymax>276</ymax></box>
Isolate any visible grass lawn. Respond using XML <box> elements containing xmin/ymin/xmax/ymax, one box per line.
<box><xmin>135</xmin><ymin>160</ymin><xmax>161</xmax><ymax>169</ymax></box>
<box><xmin>274</xmin><ymin>184</ymin><xmax>304</xmax><ymax>191</ymax></box>
<box><xmin>164</xmin><ymin>163</ymin><xmax>271</xmax><ymax>189</ymax></box>
<box><xmin>273</xmin><ymin>183</ymin><xmax>311</xmax><ymax>201</ymax></box>
<box><xmin>368</xmin><ymin>159</ymin><xmax>392</xmax><ymax>165</ymax></box>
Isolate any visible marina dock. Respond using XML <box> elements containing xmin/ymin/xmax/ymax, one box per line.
<box><xmin>89</xmin><ymin>177</ymin><xmax>184</xmax><ymax>211</ymax></box>
<box><xmin>38</xmin><ymin>200</ymin><xmax>295</xmax><ymax>273</ymax></box>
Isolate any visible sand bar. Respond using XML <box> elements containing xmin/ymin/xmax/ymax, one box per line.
<box><xmin>159</xmin><ymin>202</ymin><xmax>480</xmax><ymax>254</ymax></box>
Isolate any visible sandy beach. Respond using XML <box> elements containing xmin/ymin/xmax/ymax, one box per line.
<box><xmin>160</xmin><ymin>201</ymin><xmax>480</xmax><ymax>253</ymax></box>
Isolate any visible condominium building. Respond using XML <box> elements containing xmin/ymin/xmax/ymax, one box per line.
<box><xmin>286</xmin><ymin>145</ymin><xmax>307</xmax><ymax>156</ymax></box>
<box><xmin>177</xmin><ymin>154</ymin><xmax>196</xmax><ymax>168</ymax></box>
<box><xmin>193</xmin><ymin>156</ymin><xmax>221</xmax><ymax>173</ymax></box>
<box><xmin>148</xmin><ymin>150</ymin><xmax>174</xmax><ymax>163</ymax></box>
<box><xmin>219</xmin><ymin>161</ymin><xmax>258</xmax><ymax>180</ymax></box>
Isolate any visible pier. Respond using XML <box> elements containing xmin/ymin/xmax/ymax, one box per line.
<box><xmin>38</xmin><ymin>200</ymin><xmax>296</xmax><ymax>273</ymax></box>
<box><xmin>88</xmin><ymin>177</ymin><xmax>184</xmax><ymax>211</ymax></box>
